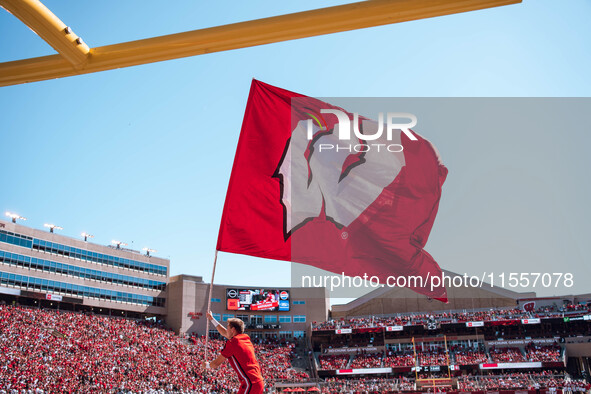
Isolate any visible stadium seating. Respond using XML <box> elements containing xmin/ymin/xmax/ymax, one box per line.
<box><xmin>525</xmin><ymin>343</ymin><xmax>562</xmax><ymax>362</ymax></box>
<box><xmin>417</xmin><ymin>350</ymin><xmax>448</xmax><ymax>366</ymax></box>
<box><xmin>322</xmin><ymin>377</ymin><xmax>401</xmax><ymax>393</ymax></box>
<box><xmin>451</xmin><ymin>345</ymin><xmax>489</xmax><ymax>365</ymax></box>
<box><xmin>489</xmin><ymin>347</ymin><xmax>526</xmax><ymax>363</ymax></box>
<box><xmin>2</xmin><ymin>303</ymin><xmax>589</xmax><ymax>393</ymax></box>
<box><xmin>318</xmin><ymin>354</ymin><xmax>350</xmax><ymax>370</ymax></box>
<box><xmin>457</xmin><ymin>373</ymin><xmax>588</xmax><ymax>391</ymax></box>
<box><xmin>319</xmin><ymin>374</ymin><xmax>590</xmax><ymax>393</ymax></box>
<box><xmin>350</xmin><ymin>352</ymin><xmax>383</xmax><ymax>368</ymax></box>
<box><xmin>0</xmin><ymin>305</ymin><xmax>308</xmax><ymax>392</ymax></box>
<box><xmin>312</xmin><ymin>305</ymin><xmax>590</xmax><ymax>331</ymax></box>
<box><xmin>383</xmin><ymin>352</ymin><xmax>416</xmax><ymax>367</ymax></box>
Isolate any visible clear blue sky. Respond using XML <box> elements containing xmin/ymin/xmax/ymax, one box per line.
<box><xmin>1</xmin><ymin>1</ymin><xmax>590</xmax><ymax>300</ymax></box>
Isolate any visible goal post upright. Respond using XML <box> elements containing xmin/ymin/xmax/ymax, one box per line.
<box><xmin>445</xmin><ymin>334</ymin><xmax>451</xmax><ymax>380</ymax></box>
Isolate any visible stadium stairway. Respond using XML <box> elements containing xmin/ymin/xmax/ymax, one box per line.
<box><xmin>345</xmin><ymin>355</ymin><xmax>353</xmax><ymax>369</ymax></box>
<box><xmin>290</xmin><ymin>344</ymin><xmax>310</xmax><ymax>370</ymax></box>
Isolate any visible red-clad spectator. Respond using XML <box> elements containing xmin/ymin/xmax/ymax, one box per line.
<box><xmin>525</xmin><ymin>343</ymin><xmax>562</xmax><ymax>362</ymax></box>
<box><xmin>350</xmin><ymin>352</ymin><xmax>383</xmax><ymax>369</ymax></box>
<box><xmin>383</xmin><ymin>351</ymin><xmax>416</xmax><ymax>367</ymax></box>
<box><xmin>318</xmin><ymin>354</ymin><xmax>349</xmax><ymax>370</ymax></box>
<box><xmin>489</xmin><ymin>346</ymin><xmax>526</xmax><ymax>363</ymax></box>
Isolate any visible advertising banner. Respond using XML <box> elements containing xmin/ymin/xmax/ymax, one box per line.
<box><xmin>486</xmin><ymin>338</ymin><xmax>558</xmax><ymax>347</ymax></box>
<box><xmin>336</xmin><ymin>367</ymin><xmax>392</xmax><ymax>375</ymax></box>
<box><xmin>226</xmin><ymin>288</ymin><xmax>289</xmax><ymax>312</ymax></box>
<box><xmin>46</xmin><ymin>294</ymin><xmax>62</xmax><ymax>301</ymax></box>
<box><xmin>326</xmin><ymin>346</ymin><xmax>381</xmax><ymax>354</ymax></box>
<box><xmin>480</xmin><ymin>362</ymin><xmax>542</xmax><ymax>370</ymax></box>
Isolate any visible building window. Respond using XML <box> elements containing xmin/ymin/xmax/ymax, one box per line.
<box><xmin>237</xmin><ymin>314</ymin><xmax>249</xmax><ymax>322</ymax></box>
<box><xmin>222</xmin><ymin>314</ymin><xmax>234</xmax><ymax>322</ymax></box>
<box><xmin>1</xmin><ymin>229</ymin><xmax>168</xmax><ymax>276</ymax></box>
<box><xmin>293</xmin><ymin>331</ymin><xmax>305</xmax><ymax>338</ymax></box>
<box><xmin>31</xmin><ymin>235</ymin><xmax>167</xmax><ymax>275</ymax></box>
<box><xmin>279</xmin><ymin>315</ymin><xmax>292</xmax><ymax>323</ymax></box>
<box><xmin>264</xmin><ymin>315</ymin><xmax>277</xmax><ymax>323</ymax></box>
<box><xmin>250</xmin><ymin>331</ymin><xmax>263</xmax><ymax>340</ymax></box>
<box><xmin>0</xmin><ymin>270</ymin><xmax>165</xmax><ymax>307</ymax></box>
<box><xmin>293</xmin><ymin>315</ymin><xmax>306</xmax><ymax>323</ymax></box>
<box><xmin>278</xmin><ymin>331</ymin><xmax>292</xmax><ymax>339</ymax></box>
<box><xmin>0</xmin><ymin>250</ymin><xmax>165</xmax><ymax>290</ymax></box>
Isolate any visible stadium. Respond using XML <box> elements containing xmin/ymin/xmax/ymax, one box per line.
<box><xmin>2</xmin><ymin>0</ymin><xmax>590</xmax><ymax>393</ymax></box>
<box><xmin>2</xmin><ymin>217</ymin><xmax>591</xmax><ymax>393</ymax></box>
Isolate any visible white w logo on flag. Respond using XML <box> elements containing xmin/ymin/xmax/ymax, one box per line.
<box><xmin>277</xmin><ymin>118</ymin><xmax>406</xmax><ymax>237</ymax></box>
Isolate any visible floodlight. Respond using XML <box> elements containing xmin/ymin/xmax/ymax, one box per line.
<box><xmin>142</xmin><ymin>247</ymin><xmax>157</xmax><ymax>257</ymax></box>
<box><xmin>81</xmin><ymin>232</ymin><xmax>94</xmax><ymax>242</ymax></box>
<box><xmin>5</xmin><ymin>211</ymin><xmax>27</xmax><ymax>223</ymax></box>
<box><xmin>44</xmin><ymin>223</ymin><xmax>63</xmax><ymax>233</ymax></box>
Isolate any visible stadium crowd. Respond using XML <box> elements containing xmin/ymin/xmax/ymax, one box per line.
<box><xmin>312</xmin><ymin>305</ymin><xmax>590</xmax><ymax>331</ymax></box>
<box><xmin>315</xmin><ymin>374</ymin><xmax>591</xmax><ymax>393</ymax></box>
<box><xmin>383</xmin><ymin>351</ymin><xmax>416</xmax><ymax>367</ymax></box>
<box><xmin>320</xmin><ymin>377</ymin><xmax>400</xmax><ymax>393</ymax></box>
<box><xmin>453</xmin><ymin>349</ymin><xmax>489</xmax><ymax>365</ymax></box>
<box><xmin>525</xmin><ymin>343</ymin><xmax>562</xmax><ymax>362</ymax></box>
<box><xmin>0</xmin><ymin>304</ymin><xmax>308</xmax><ymax>393</ymax></box>
<box><xmin>318</xmin><ymin>355</ymin><xmax>350</xmax><ymax>370</ymax></box>
<box><xmin>417</xmin><ymin>351</ymin><xmax>448</xmax><ymax>367</ymax></box>
<box><xmin>489</xmin><ymin>346</ymin><xmax>526</xmax><ymax>363</ymax></box>
<box><xmin>479</xmin><ymin>373</ymin><xmax>531</xmax><ymax>389</ymax></box>
<box><xmin>1</xmin><ymin>303</ymin><xmax>588</xmax><ymax>393</ymax></box>
<box><xmin>350</xmin><ymin>353</ymin><xmax>383</xmax><ymax>369</ymax></box>
<box><xmin>457</xmin><ymin>372</ymin><xmax>590</xmax><ymax>391</ymax></box>
<box><xmin>457</xmin><ymin>376</ymin><xmax>480</xmax><ymax>391</ymax></box>
<box><xmin>317</xmin><ymin>344</ymin><xmax>564</xmax><ymax>371</ymax></box>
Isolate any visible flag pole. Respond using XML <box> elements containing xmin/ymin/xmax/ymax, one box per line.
<box><xmin>204</xmin><ymin>250</ymin><xmax>219</xmax><ymax>362</ymax></box>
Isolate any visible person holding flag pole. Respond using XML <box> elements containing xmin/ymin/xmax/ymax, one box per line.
<box><xmin>201</xmin><ymin>252</ymin><xmax>264</xmax><ymax>394</ymax></box>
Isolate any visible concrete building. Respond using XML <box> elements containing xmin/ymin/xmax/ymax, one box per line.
<box><xmin>0</xmin><ymin>219</ymin><xmax>168</xmax><ymax>319</ymax></box>
<box><xmin>0</xmin><ymin>219</ymin><xmax>330</xmax><ymax>336</ymax></box>
<box><xmin>167</xmin><ymin>274</ymin><xmax>329</xmax><ymax>338</ymax></box>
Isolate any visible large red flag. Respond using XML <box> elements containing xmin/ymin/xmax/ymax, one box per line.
<box><xmin>217</xmin><ymin>80</ymin><xmax>448</xmax><ymax>301</ymax></box>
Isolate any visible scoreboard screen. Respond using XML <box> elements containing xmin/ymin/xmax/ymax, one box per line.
<box><xmin>226</xmin><ymin>288</ymin><xmax>290</xmax><ymax>312</ymax></box>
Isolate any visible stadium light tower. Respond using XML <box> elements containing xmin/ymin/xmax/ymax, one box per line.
<box><xmin>44</xmin><ymin>223</ymin><xmax>63</xmax><ymax>233</ymax></box>
<box><xmin>112</xmin><ymin>240</ymin><xmax>127</xmax><ymax>249</ymax></box>
<box><xmin>142</xmin><ymin>247</ymin><xmax>157</xmax><ymax>257</ymax></box>
<box><xmin>81</xmin><ymin>232</ymin><xmax>94</xmax><ymax>242</ymax></box>
<box><xmin>5</xmin><ymin>211</ymin><xmax>27</xmax><ymax>223</ymax></box>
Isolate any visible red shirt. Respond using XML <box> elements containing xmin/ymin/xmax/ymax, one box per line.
<box><xmin>221</xmin><ymin>333</ymin><xmax>263</xmax><ymax>385</ymax></box>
